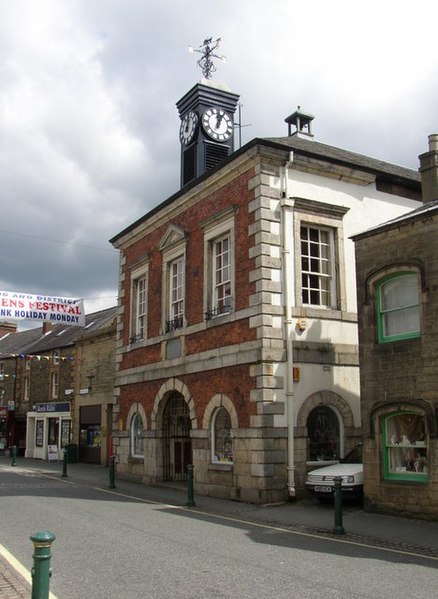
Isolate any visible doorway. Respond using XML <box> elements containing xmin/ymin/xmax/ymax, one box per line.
<box><xmin>162</xmin><ymin>393</ymin><xmax>192</xmax><ymax>481</ymax></box>
<box><xmin>307</xmin><ymin>406</ymin><xmax>340</xmax><ymax>461</ymax></box>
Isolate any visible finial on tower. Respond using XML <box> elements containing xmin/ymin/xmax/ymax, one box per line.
<box><xmin>188</xmin><ymin>37</ymin><xmax>226</xmax><ymax>79</ymax></box>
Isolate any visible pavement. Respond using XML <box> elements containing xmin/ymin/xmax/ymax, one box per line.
<box><xmin>1</xmin><ymin>455</ymin><xmax>438</xmax><ymax>597</ymax></box>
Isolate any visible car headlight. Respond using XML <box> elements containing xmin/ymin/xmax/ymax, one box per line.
<box><xmin>343</xmin><ymin>475</ymin><xmax>355</xmax><ymax>484</ymax></box>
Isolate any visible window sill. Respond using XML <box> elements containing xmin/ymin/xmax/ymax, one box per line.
<box><xmin>382</xmin><ymin>475</ymin><xmax>428</xmax><ymax>485</ymax></box>
<box><xmin>377</xmin><ymin>334</ymin><xmax>421</xmax><ymax>345</ymax></box>
<box><xmin>209</xmin><ymin>462</ymin><xmax>233</xmax><ymax>471</ymax></box>
<box><xmin>129</xmin><ymin>456</ymin><xmax>144</xmax><ymax>464</ymax></box>
<box><xmin>205</xmin><ymin>312</ymin><xmax>232</xmax><ymax>327</ymax></box>
<box><xmin>292</xmin><ymin>307</ymin><xmax>357</xmax><ymax>322</ymax></box>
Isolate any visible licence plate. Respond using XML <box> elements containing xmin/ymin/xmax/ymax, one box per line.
<box><xmin>315</xmin><ymin>485</ymin><xmax>332</xmax><ymax>493</ymax></box>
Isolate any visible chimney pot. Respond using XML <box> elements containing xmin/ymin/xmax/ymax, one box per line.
<box><xmin>428</xmin><ymin>134</ymin><xmax>438</xmax><ymax>152</ymax></box>
<box><xmin>419</xmin><ymin>133</ymin><xmax>438</xmax><ymax>204</ymax></box>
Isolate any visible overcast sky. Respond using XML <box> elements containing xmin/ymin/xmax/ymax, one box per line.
<box><xmin>1</xmin><ymin>0</ymin><xmax>437</xmax><ymax>329</ymax></box>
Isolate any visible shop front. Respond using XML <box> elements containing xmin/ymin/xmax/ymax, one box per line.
<box><xmin>25</xmin><ymin>402</ymin><xmax>71</xmax><ymax>460</ymax></box>
<box><xmin>79</xmin><ymin>405</ymin><xmax>102</xmax><ymax>464</ymax></box>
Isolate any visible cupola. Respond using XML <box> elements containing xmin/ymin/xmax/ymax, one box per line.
<box><xmin>285</xmin><ymin>106</ymin><xmax>314</xmax><ymax>138</ymax></box>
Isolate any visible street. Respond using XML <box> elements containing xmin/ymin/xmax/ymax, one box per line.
<box><xmin>0</xmin><ymin>461</ymin><xmax>437</xmax><ymax>599</ymax></box>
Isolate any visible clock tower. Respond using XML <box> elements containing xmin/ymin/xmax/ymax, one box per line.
<box><xmin>177</xmin><ymin>38</ymin><xmax>240</xmax><ymax>188</ymax></box>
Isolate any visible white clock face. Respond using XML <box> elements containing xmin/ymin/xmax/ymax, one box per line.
<box><xmin>202</xmin><ymin>108</ymin><xmax>233</xmax><ymax>142</ymax></box>
<box><xmin>179</xmin><ymin>111</ymin><xmax>198</xmax><ymax>145</ymax></box>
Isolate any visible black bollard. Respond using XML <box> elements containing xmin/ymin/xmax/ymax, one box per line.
<box><xmin>186</xmin><ymin>464</ymin><xmax>196</xmax><ymax>507</ymax></box>
<box><xmin>332</xmin><ymin>476</ymin><xmax>345</xmax><ymax>534</ymax></box>
<box><xmin>109</xmin><ymin>454</ymin><xmax>116</xmax><ymax>489</ymax></box>
<box><xmin>11</xmin><ymin>445</ymin><xmax>17</xmax><ymax>467</ymax></box>
<box><xmin>61</xmin><ymin>449</ymin><xmax>68</xmax><ymax>478</ymax></box>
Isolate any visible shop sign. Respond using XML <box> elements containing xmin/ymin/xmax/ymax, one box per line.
<box><xmin>35</xmin><ymin>402</ymin><xmax>70</xmax><ymax>414</ymax></box>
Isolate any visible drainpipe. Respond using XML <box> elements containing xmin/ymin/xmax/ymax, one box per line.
<box><xmin>281</xmin><ymin>152</ymin><xmax>296</xmax><ymax>498</ymax></box>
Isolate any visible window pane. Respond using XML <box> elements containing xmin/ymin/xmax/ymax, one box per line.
<box><xmin>213</xmin><ymin>235</ymin><xmax>232</xmax><ymax>313</ymax></box>
<box><xmin>170</xmin><ymin>258</ymin><xmax>184</xmax><ymax>323</ymax></box>
<box><xmin>213</xmin><ymin>408</ymin><xmax>233</xmax><ymax>462</ymax></box>
<box><xmin>135</xmin><ymin>275</ymin><xmax>147</xmax><ymax>338</ymax></box>
<box><xmin>382</xmin><ymin>275</ymin><xmax>418</xmax><ymax>310</ymax></box>
<box><xmin>379</xmin><ymin>274</ymin><xmax>420</xmax><ymax>340</ymax></box>
<box><xmin>132</xmin><ymin>414</ymin><xmax>144</xmax><ymax>456</ymax></box>
<box><xmin>384</xmin><ymin>413</ymin><xmax>427</xmax><ymax>478</ymax></box>
<box><xmin>300</xmin><ymin>225</ymin><xmax>333</xmax><ymax>307</ymax></box>
<box><xmin>384</xmin><ymin>306</ymin><xmax>420</xmax><ymax>336</ymax></box>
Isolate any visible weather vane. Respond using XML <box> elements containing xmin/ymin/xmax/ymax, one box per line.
<box><xmin>188</xmin><ymin>37</ymin><xmax>226</xmax><ymax>79</ymax></box>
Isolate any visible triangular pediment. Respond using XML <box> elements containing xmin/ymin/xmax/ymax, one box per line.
<box><xmin>158</xmin><ymin>224</ymin><xmax>186</xmax><ymax>251</ymax></box>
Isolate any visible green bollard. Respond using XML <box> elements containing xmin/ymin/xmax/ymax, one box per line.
<box><xmin>11</xmin><ymin>445</ymin><xmax>17</xmax><ymax>467</ymax></box>
<box><xmin>332</xmin><ymin>476</ymin><xmax>345</xmax><ymax>535</ymax></box>
<box><xmin>186</xmin><ymin>464</ymin><xmax>196</xmax><ymax>507</ymax></box>
<box><xmin>61</xmin><ymin>449</ymin><xmax>68</xmax><ymax>478</ymax></box>
<box><xmin>30</xmin><ymin>531</ymin><xmax>56</xmax><ymax>599</ymax></box>
<box><xmin>109</xmin><ymin>455</ymin><xmax>116</xmax><ymax>489</ymax></box>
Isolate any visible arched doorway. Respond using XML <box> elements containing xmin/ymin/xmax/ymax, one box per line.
<box><xmin>162</xmin><ymin>392</ymin><xmax>192</xmax><ymax>481</ymax></box>
<box><xmin>307</xmin><ymin>406</ymin><xmax>340</xmax><ymax>461</ymax></box>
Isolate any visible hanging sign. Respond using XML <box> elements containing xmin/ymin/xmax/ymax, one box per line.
<box><xmin>0</xmin><ymin>291</ymin><xmax>85</xmax><ymax>327</ymax></box>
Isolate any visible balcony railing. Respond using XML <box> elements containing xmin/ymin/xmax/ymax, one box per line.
<box><xmin>204</xmin><ymin>302</ymin><xmax>232</xmax><ymax>321</ymax></box>
<box><xmin>165</xmin><ymin>316</ymin><xmax>183</xmax><ymax>333</ymax></box>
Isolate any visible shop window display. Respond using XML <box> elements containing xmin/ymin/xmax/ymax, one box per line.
<box><xmin>383</xmin><ymin>412</ymin><xmax>428</xmax><ymax>482</ymax></box>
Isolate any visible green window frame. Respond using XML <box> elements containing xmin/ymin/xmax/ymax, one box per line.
<box><xmin>382</xmin><ymin>412</ymin><xmax>428</xmax><ymax>483</ymax></box>
<box><xmin>376</xmin><ymin>272</ymin><xmax>420</xmax><ymax>343</ymax></box>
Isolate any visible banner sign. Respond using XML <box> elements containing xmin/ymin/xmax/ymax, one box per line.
<box><xmin>0</xmin><ymin>291</ymin><xmax>85</xmax><ymax>327</ymax></box>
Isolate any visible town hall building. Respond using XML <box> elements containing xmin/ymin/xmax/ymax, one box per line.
<box><xmin>109</xmin><ymin>52</ymin><xmax>422</xmax><ymax>502</ymax></box>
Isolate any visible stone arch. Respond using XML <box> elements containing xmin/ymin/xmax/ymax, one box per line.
<box><xmin>297</xmin><ymin>390</ymin><xmax>354</xmax><ymax>431</ymax></box>
<box><xmin>202</xmin><ymin>394</ymin><xmax>239</xmax><ymax>430</ymax></box>
<box><xmin>151</xmin><ymin>377</ymin><xmax>197</xmax><ymax>430</ymax></box>
<box><xmin>126</xmin><ymin>401</ymin><xmax>147</xmax><ymax>431</ymax></box>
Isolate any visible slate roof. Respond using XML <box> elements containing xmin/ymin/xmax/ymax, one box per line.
<box><xmin>0</xmin><ymin>306</ymin><xmax>117</xmax><ymax>357</ymax></box>
<box><xmin>351</xmin><ymin>199</ymin><xmax>438</xmax><ymax>241</ymax></box>
<box><xmin>110</xmin><ymin>135</ymin><xmax>420</xmax><ymax>245</ymax></box>
<box><xmin>262</xmin><ymin>135</ymin><xmax>421</xmax><ymax>184</ymax></box>
<box><xmin>0</xmin><ymin>328</ymin><xmax>44</xmax><ymax>358</ymax></box>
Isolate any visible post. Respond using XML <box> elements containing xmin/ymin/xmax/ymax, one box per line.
<box><xmin>186</xmin><ymin>464</ymin><xmax>195</xmax><ymax>507</ymax></box>
<box><xmin>30</xmin><ymin>531</ymin><xmax>56</xmax><ymax>599</ymax></box>
<box><xmin>61</xmin><ymin>449</ymin><xmax>68</xmax><ymax>478</ymax></box>
<box><xmin>332</xmin><ymin>476</ymin><xmax>345</xmax><ymax>534</ymax></box>
<box><xmin>11</xmin><ymin>445</ymin><xmax>17</xmax><ymax>467</ymax></box>
<box><xmin>109</xmin><ymin>454</ymin><xmax>116</xmax><ymax>489</ymax></box>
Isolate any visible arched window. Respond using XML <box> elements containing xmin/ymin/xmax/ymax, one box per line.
<box><xmin>307</xmin><ymin>406</ymin><xmax>340</xmax><ymax>461</ymax></box>
<box><xmin>212</xmin><ymin>408</ymin><xmax>233</xmax><ymax>463</ymax></box>
<box><xmin>377</xmin><ymin>272</ymin><xmax>420</xmax><ymax>342</ymax></box>
<box><xmin>131</xmin><ymin>413</ymin><xmax>144</xmax><ymax>458</ymax></box>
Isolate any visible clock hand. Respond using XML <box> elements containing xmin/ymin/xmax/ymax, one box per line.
<box><xmin>215</xmin><ymin>114</ymin><xmax>223</xmax><ymax>129</ymax></box>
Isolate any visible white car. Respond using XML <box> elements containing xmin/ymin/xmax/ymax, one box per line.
<box><xmin>305</xmin><ymin>444</ymin><xmax>363</xmax><ymax>500</ymax></box>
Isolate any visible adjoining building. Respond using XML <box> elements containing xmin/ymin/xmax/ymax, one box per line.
<box><xmin>0</xmin><ymin>307</ymin><xmax>116</xmax><ymax>464</ymax></box>
<box><xmin>0</xmin><ymin>321</ymin><xmax>41</xmax><ymax>454</ymax></box>
<box><xmin>109</xmin><ymin>73</ymin><xmax>422</xmax><ymax>503</ymax></box>
<box><xmin>353</xmin><ymin>134</ymin><xmax>438</xmax><ymax>519</ymax></box>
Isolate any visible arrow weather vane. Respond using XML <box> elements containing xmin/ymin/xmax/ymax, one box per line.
<box><xmin>188</xmin><ymin>37</ymin><xmax>226</xmax><ymax>79</ymax></box>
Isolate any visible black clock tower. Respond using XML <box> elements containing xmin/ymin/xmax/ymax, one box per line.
<box><xmin>177</xmin><ymin>38</ymin><xmax>240</xmax><ymax>188</ymax></box>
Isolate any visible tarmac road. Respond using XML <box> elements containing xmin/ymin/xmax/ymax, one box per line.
<box><xmin>0</xmin><ymin>457</ymin><xmax>437</xmax><ymax>599</ymax></box>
